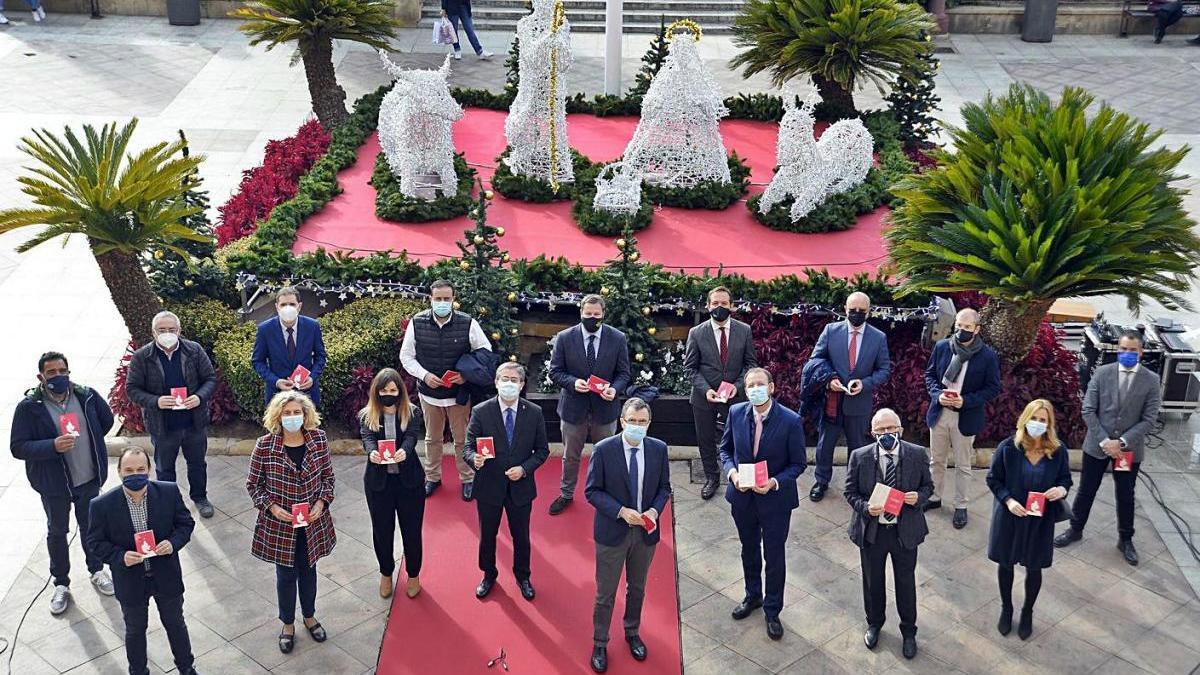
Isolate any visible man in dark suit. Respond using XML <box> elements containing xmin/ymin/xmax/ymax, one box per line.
<box><xmin>251</xmin><ymin>286</ymin><xmax>327</xmax><ymax>407</ymax></box>
<box><xmin>808</xmin><ymin>292</ymin><xmax>891</xmax><ymax>502</ymax></box>
<box><xmin>718</xmin><ymin>368</ymin><xmax>806</xmax><ymax>640</ymax></box>
<box><xmin>584</xmin><ymin>398</ymin><xmax>671</xmax><ymax>673</ymax></box>
<box><xmin>87</xmin><ymin>447</ymin><xmax>199</xmax><ymax>675</ymax></box>
<box><xmin>684</xmin><ymin>286</ymin><xmax>758</xmax><ymax>500</ymax></box>
<box><xmin>1055</xmin><ymin>330</ymin><xmax>1161</xmax><ymax>565</ymax></box>
<box><xmin>548</xmin><ymin>294</ymin><xmax>632</xmax><ymax>516</ymax></box>
<box><xmin>126</xmin><ymin>310</ymin><xmax>218</xmax><ymax>518</ymax></box>
<box><xmin>922</xmin><ymin>308</ymin><xmax>1001</xmax><ymax>528</ymax></box>
<box><xmin>464</xmin><ymin>362</ymin><xmax>550</xmax><ymax>601</ymax></box>
<box><xmin>844</xmin><ymin>409</ymin><xmax>933</xmax><ymax>660</ymax></box>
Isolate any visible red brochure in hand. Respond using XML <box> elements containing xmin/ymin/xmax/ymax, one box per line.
<box><xmin>737</xmin><ymin>461</ymin><xmax>769</xmax><ymax>489</ymax></box>
<box><xmin>171</xmin><ymin>387</ymin><xmax>188</xmax><ymax>409</ymax></box>
<box><xmin>378</xmin><ymin>439</ymin><xmax>397</xmax><ymax>463</ymax></box>
<box><xmin>134</xmin><ymin>530</ymin><xmax>158</xmax><ymax>558</ymax></box>
<box><xmin>290</xmin><ymin>365</ymin><xmax>310</xmax><ymax>386</ymax></box>
<box><xmin>1025</xmin><ymin>491</ymin><xmax>1046</xmax><ymax>517</ymax></box>
<box><xmin>641</xmin><ymin>513</ymin><xmax>657</xmax><ymax>534</ymax></box>
<box><xmin>870</xmin><ymin>483</ymin><xmax>904</xmax><ymax>517</ymax></box>
<box><xmin>292</xmin><ymin>502</ymin><xmax>310</xmax><ymax>528</ymax></box>
<box><xmin>441</xmin><ymin>370</ymin><xmax>460</xmax><ymax>387</ymax></box>
<box><xmin>1113</xmin><ymin>451</ymin><xmax>1134</xmax><ymax>472</ymax></box>
<box><xmin>477</xmin><ymin>437</ymin><xmax>496</xmax><ymax>459</ymax></box>
<box><xmin>586</xmin><ymin>375</ymin><xmax>609</xmax><ymax>395</ymax></box>
<box><xmin>715</xmin><ymin>381</ymin><xmax>736</xmax><ymax>403</ymax></box>
<box><xmin>59</xmin><ymin>412</ymin><xmax>81</xmax><ymax>437</ymax></box>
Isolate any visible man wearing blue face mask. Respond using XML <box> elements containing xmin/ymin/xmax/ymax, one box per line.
<box><xmin>11</xmin><ymin>351</ymin><xmax>115</xmax><ymax>615</ymax></box>
<box><xmin>1055</xmin><ymin>331</ymin><xmax>1161</xmax><ymax>566</ymax></box>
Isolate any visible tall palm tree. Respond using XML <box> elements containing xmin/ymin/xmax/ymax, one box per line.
<box><xmin>0</xmin><ymin>120</ymin><xmax>206</xmax><ymax>346</ymax></box>
<box><xmin>887</xmin><ymin>84</ymin><xmax>1200</xmax><ymax>362</ymax></box>
<box><xmin>232</xmin><ymin>0</ymin><xmax>401</xmax><ymax>128</ymax></box>
<box><xmin>731</xmin><ymin>0</ymin><xmax>934</xmax><ymax>117</ymax></box>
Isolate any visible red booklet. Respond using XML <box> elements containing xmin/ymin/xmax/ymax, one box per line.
<box><xmin>134</xmin><ymin>530</ymin><xmax>158</xmax><ymax>558</ymax></box>
<box><xmin>477</xmin><ymin>436</ymin><xmax>496</xmax><ymax>459</ymax></box>
<box><xmin>737</xmin><ymin>461</ymin><xmax>769</xmax><ymax>489</ymax></box>
<box><xmin>377</xmin><ymin>439</ymin><xmax>398</xmax><ymax>463</ymax></box>
<box><xmin>869</xmin><ymin>483</ymin><xmax>904</xmax><ymax>517</ymax></box>
<box><xmin>1025</xmin><ymin>491</ymin><xmax>1046</xmax><ymax>517</ymax></box>
<box><xmin>170</xmin><ymin>387</ymin><xmax>188</xmax><ymax>409</ymax></box>
<box><xmin>1113</xmin><ymin>451</ymin><xmax>1134</xmax><ymax>472</ymax></box>
<box><xmin>291</xmin><ymin>502</ymin><xmax>310</xmax><ymax>528</ymax></box>
<box><xmin>290</xmin><ymin>365</ymin><xmax>310</xmax><ymax>386</ymax></box>
<box><xmin>441</xmin><ymin>370</ymin><xmax>460</xmax><ymax>387</ymax></box>
<box><xmin>715</xmin><ymin>381</ymin><xmax>737</xmax><ymax>403</ymax></box>
<box><xmin>58</xmin><ymin>412</ymin><xmax>81</xmax><ymax>437</ymax></box>
<box><xmin>641</xmin><ymin>513</ymin><xmax>657</xmax><ymax>534</ymax></box>
<box><xmin>586</xmin><ymin>375</ymin><xmax>609</xmax><ymax>395</ymax></box>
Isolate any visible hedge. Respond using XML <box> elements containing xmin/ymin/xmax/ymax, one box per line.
<box><xmin>370</xmin><ymin>152</ymin><xmax>477</xmax><ymax>222</ymax></box>
<box><xmin>491</xmin><ymin>147</ymin><xmax>596</xmax><ymax>202</ymax></box>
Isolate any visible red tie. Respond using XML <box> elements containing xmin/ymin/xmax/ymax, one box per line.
<box><xmin>719</xmin><ymin>326</ymin><xmax>728</xmax><ymax>364</ymax></box>
<box><xmin>849</xmin><ymin>329</ymin><xmax>859</xmax><ymax>370</ymax></box>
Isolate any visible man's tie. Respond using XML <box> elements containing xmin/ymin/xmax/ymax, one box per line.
<box><xmin>586</xmin><ymin>334</ymin><xmax>597</xmax><ymax>374</ymax></box>
<box><xmin>848</xmin><ymin>328</ymin><xmax>859</xmax><ymax>371</ymax></box>
<box><xmin>719</xmin><ymin>326</ymin><xmax>728</xmax><ymax>364</ymax></box>
<box><xmin>1120</xmin><ymin>369</ymin><xmax>1132</xmax><ymax>406</ymax></box>
<box><xmin>752</xmin><ymin>411</ymin><xmax>763</xmax><ymax>459</ymax></box>
<box><xmin>628</xmin><ymin>446</ymin><xmax>640</xmax><ymax>509</ymax></box>
<box><xmin>505</xmin><ymin>408</ymin><xmax>515</xmax><ymax>446</ymax></box>
<box><xmin>883</xmin><ymin>452</ymin><xmax>897</xmax><ymax>523</ymax></box>
<box><xmin>286</xmin><ymin>326</ymin><xmax>297</xmax><ymax>362</ymax></box>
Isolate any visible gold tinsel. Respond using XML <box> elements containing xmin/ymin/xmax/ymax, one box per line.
<box><xmin>546</xmin><ymin>0</ymin><xmax>567</xmax><ymax>194</ymax></box>
<box><xmin>665</xmin><ymin>18</ymin><xmax>702</xmax><ymax>42</ymax></box>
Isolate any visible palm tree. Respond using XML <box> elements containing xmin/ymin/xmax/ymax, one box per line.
<box><xmin>0</xmin><ymin>121</ymin><xmax>206</xmax><ymax>346</ymax></box>
<box><xmin>887</xmin><ymin>84</ymin><xmax>1200</xmax><ymax>362</ymax></box>
<box><xmin>232</xmin><ymin>0</ymin><xmax>401</xmax><ymax>128</ymax></box>
<box><xmin>731</xmin><ymin>0</ymin><xmax>934</xmax><ymax>117</ymax></box>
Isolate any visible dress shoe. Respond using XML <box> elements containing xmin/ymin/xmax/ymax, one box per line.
<box><xmin>922</xmin><ymin>499</ymin><xmax>941</xmax><ymax>512</ymax></box>
<box><xmin>952</xmin><ymin>508</ymin><xmax>968</xmax><ymax>529</ymax></box>
<box><xmin>626</xmin><ymin>634</ymin><xmax>647</xmax><ymax>661</ymax></box>
<box><xmin>902</xmin><ymin>634</ymin><xmax>917</xmax><ymax>659</ymax></box>
<box><xmin>379</xmin><ymin>575</ymin><xmax>394</xmax><ymax>599</ymax></box>
<box><xmin>731</xmin><ymin>597</ymin><xmax>762</xmax><ymax>620</ymax></box>
<box><xmin>475</xmin><ymin>577</ymin><xmax>496</xmax><ymax>599</ymax></box>
<box><xmin>809</xmin><ymin>483</ymin><xmax>828</xmax><ymax>502</ymax></box>
<box><xmin>195</xmin><ymin>499</ymin><xmax>215</xmax><ymax>519</ymax></box>
<box><xmin>1017</xmin><ymin>607</ymin><xmax>1033</xmax><ymax>640</ymax></box>
<box><xmin>462</xmin><ymin>482</ymin><xmax>474</xmax><ymax>501</ymax></box>
<box><xmin>766</xmin><ymin>617</ymin><xmax>784</xmax><ymax>640</ymax></box>
<box><xmin>1154</xmin><ymin>25</ymin><xmax>1166</xmax><ymax>43</ymax></box>
<box><xmin>863</xmin><ymin>625</ymin><xmax>880</xmax><ymax>650</ymax></box>
<box><xmin>424</xmin><ymin>480</ymin><xmax>441</xmax><ymax>498</ymax></box>
<box><xmin>700</xmin><ymin>477</ymin><xmax>720</xmax><ymax>500</ymax></box>
<box><xmin>549</xmin><ymin>496</ymin><xmax>571</xmax><ymax>515</ymax></box>
<box><xmin>1118</xmin><ymin>539</ymin><xmax>1140</xmax><ymax>566</ymax></box>
<box><xmin>519</xmin><ymin>578</ymin><xmax>536</xmax><ymax>601</ymax></box>
<box><xmin>406</xmin><ymin>577</ymin><xmax>421</xmax><ymax>598</ymax></box>
<box><xmin>590</xmin><ymin>645</ymin><xmax>607</xmax><ymax>673</ymax></box>
<box><xmin>1053</xmin><ymin>528</ymin><xmax>1081</xmax><ymax>548</ymax></box>
<box><xmin>997</xmin><ymin>604</ymin><xmax>1013</xmax><ymax>636</ymax></box>
<box><xmin>1190</xmin><ymin>35</ymin><xmax>1200</xmax><ymax>45</ymax></box>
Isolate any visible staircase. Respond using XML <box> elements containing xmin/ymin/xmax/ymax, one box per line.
<box><xmin>421</xmin><ymin>0</ymin><xmax>744</xmax><ymax>34</ymax></box>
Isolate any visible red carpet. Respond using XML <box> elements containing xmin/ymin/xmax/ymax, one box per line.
<box><xmin>293</xmin><ymin>108</ymin><xmax>890</xmax><ymax>280</ymax></box>
<box><xmin>376</xmin><ymin>456</ymin><xmax>682</xmax><ymax>674</ymax></box>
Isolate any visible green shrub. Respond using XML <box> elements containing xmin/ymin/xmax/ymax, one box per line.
<box><xmin>642</xmin><ymin>153</ymin><xmax>751</xmax><ymax>209</ymax></box>
<box><xmin>169</xmin><ymin>298</ymin><xmax>240</xmax><ymax>353</ymax></box>
<box><xmin>571</xmin><ymin>180</ymin><xmax>655</xmax><ymax>235</ymax></box>
<box><xmin>212</xmin><ymin>321</ymin><xmax>262</xmax><ymax>422</ymax></box>
<box><xmin>370</xmin><ymin>152</ymin><xmax>477</xmax><ymax>222</ymax></box>
<box><xmin>491</xmin><ymin>148</ymin><xmax>596</xmax><ymax>202</ymax></box>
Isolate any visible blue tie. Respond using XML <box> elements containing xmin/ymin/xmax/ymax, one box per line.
<box><xmin>628</xmin><ymin>446</ymin><xmax>640</xmax><ymax>510</ymax></box>
<box><xmin>505</xmin><ymin>408</ymin><xmax>515</xmax><ymax>446</ymax></box>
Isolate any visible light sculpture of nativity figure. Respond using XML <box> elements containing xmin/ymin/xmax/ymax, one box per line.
<box><xmin>378</xmin><ymin>51</ymin><xmax>463</xmax><ymax>200</ymax></box>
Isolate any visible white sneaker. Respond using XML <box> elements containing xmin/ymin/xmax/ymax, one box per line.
<box><xmin>49</xmin><ymin>585</ymin><xmax>71</xmax><ymax>615</ymax></box>
<box><xmin>91</xmin><ymin>570</ymin><xmax>115</xmax><ymax>596</ymax></box>
<box><xmin>452</xmin><ymin>51</ymin><xmax>462</xmax><ymax>60</ymax></box>
<box><xmin>36</xmin><ymin>6</ymin><xmax>45</xmax><ymax>19</ymax></box>
<box><xmin>0</xmin><ymin>12</ymin><xmax>9</xmax><ymax>24</ymax></box>
<box><xmin>31</xmin><ymin>9</ymin><xmax>41</xmax><ymax>22</ymax></box>
<box><xmin>479</xmin><ymin>51</ymin><xmax>494</xmax><ymax>60</ymax></box>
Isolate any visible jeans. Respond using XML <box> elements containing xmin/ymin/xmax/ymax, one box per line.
<box><xmin>447</xmin><ymin>8</ymin><xmax>484</xmax><ymax>55</ymax></box>
<box><xmin>41</xmin><ymin>479</ymin><xmax>102</xmax><ymax>587</ymax></box>
<box><xmin>276</xmin><ymin>534</ymin><xmax>318</xmax><ymax>624</ymax></box>
<box><xmin>0</xmin><ymin>0</ymin><xmax>43</xmax><ymax>11</ymax></box>
<box><xmin>151</xmin><ymin>426</ymin><xmax>208</xmax><ymax>501</ymax></box>
<box><xmin>121</xmin><ymin>576</ymin><xmax>194</xmax><ymax>675</ymax></box>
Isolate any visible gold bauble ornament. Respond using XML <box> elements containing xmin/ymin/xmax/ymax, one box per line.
<box><xmin>629</xmin><ymin>252</ymin><xmax>639</xmax><ymax>262</ymax></box>
<box><xmin>473</xmin><ymin>235</ymin><xmax>485</xmax><ymax>245</ymax></box>
<box><xmin>507</xmin><ymin>292</ymin><xmax>517</xmax><ymax>302</ymax></box>
<box><xmin>479</xmin><ymin>306</ymin><xmax>489</xmax><ymax>315</ymax></box>
<box><xmin>647</xmin><ymin>326</ymin><xmax>657</xmax><ymax>336</ymax></box>
<box><xmin>491</xmin><ymin>331</ymin><xmax>501</xmax><ymax>341</ymax></box>
<box><xmin>635</xmin><ymin>353</ymin><xmax>644</xmax><ymax>362</ymax></box>
<box><xmin>600</xmin><ymin>286</ymin><xmax>610</xmax><ymax>295</ymax></box>
<box><xmin>459</xmin><ymin>261</ymin><xmax>471</xmax><ymax>270</ymax></box>
<box><xmin>183</xmin><ymin>279</ymin><xmax>194</xmax><ymax>288</ymax></box>
<box><xmin>509</xmin><ymin>354</ymin><xmax>518</xmax><ymax>362</ymax></box>
<box><xmin>469</xmin><ymin>209</ymin><xmax>479</xmax><ymax>219</ymax></box>
<box><xmin>641</xmin><ymin>306</ymin><xmax>651</xmax><ymax>315</ymax></box>
<box><xmin>452</xmin><ymin>301</ymin><xmax>461</xmax><ymax>310</ymax></box>
<box><xmin>484</xmin><ymin>190</ymin><xmax>495</xmax><ymax>200</ymax></box>
<box><xmin>496</xmin><ymin>227</ymin><xmax>506</xmax><ymax>237</ymax></box>
<box><xmin>154</xmin><ymin>250</ymin><xmax>164</xmax><ymax>260</ymax></box>
<box><xmin>509</xmin><ymin>327</ymin><xmax>519</xmax><ymax>335</ymax></box>
<box><xmin>616</xmin><ymin>238</ymin><xmax>626</xmax><ymax>249</ymax></box>
<box><xmin>502</xmin><ymin>253</ymin><xmax>510</xmax><ymax>262</ymax></box>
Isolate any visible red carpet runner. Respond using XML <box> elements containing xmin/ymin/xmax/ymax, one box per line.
<box><xmin>375</xmin><ymin>456</ymin><xmax>682</xmax><ymax>674</ymax></box>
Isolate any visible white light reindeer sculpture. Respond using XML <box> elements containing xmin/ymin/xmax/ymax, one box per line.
<box><xmin>378</xmin><ymin>52</ymin><xmax>464</xmax><ymax>200</ymax></box>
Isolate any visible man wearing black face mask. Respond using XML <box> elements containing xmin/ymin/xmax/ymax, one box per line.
<box><xmin>923</xmin><ymin>308</ymin><xmax>1001</xmax><ymax>529</ymax></box>
<box><xmin>10</xmin><ymin>351</ymin><xmax>115</xmax><ymax>615</ymax></box>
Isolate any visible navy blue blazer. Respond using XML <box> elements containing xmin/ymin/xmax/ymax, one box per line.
<box><xmin>923</xmin><ymin>338</ymin><xmax>1002</xmax><ymax>437</ymax></box>
<box><xmin>86</xmin><ymin>481</ymin><xmax>195</xmax><ymax>605</ymax></box>
<box><xmin>585</xmin><ymin>434</ymin><xmax>671</xmax><ymax>547</ymax></box>
<box><xmin>718</xmin><ymin>401</ymin><xmax>807</xmax><ymax>512</ymax></box>
<box><xmin>251</xmin><ymin>315</ymin><xmax>327</xmax><ymax>406</ymax></box>
<box><xmin>548</xmin><ymin>324</ymin><xmax>632</xmax><ymax>425</ymax></box>
<box><xmin>809</xmin><ymin>321</ymin><xmax>891</xmax><ymax>418</ymax></box>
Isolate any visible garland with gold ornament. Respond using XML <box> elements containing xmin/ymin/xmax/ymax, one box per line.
<box><xmin>546</xmin><ymin>0</ymin><xmax>567</xmax><ymax>194</ymax></box>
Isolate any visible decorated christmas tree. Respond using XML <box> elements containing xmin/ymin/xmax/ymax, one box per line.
<box><xmin>599</xmin><ymin>223</ymin><xmax>662</xmax><ymax>377</ymax></box>
<box><xmin>884</xmin><ymin>31</ymin><xmax>941</xmax><ymax>149</ymax></box>
<box><xmin>627</xmin><ymin>16</ymin><xmax>668</xmax><ymax>102</ymax></box>
<box><xmin>448</xmin><ymin>184</ymin><xmax>521</xmax><ymax>360</ymax></box>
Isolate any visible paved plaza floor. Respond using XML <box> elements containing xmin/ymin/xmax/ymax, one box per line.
<box><xmin>1</xmin><ymin>13</ymin><xmax>1199</xmax><ymax>674</ymax></box>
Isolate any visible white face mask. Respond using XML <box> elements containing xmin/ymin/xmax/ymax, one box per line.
<box><xmin>1025</xmin><ymin>420</ymin><xmax>1048</xmax><ymax>438</ymax></box>
<box><xmin>278</xmin><ymin>306</ymin><xmax>299</xmax><ymax>323</ymax></box>
<box><xmin>497</xmin><ymin>381</ymin><xmax>521</xmax><ymax>401</ymax></box>
<box><xmin>155</xmin><ymin>332</ymin><xmax>179</xmax><ymax>350</ymax></box>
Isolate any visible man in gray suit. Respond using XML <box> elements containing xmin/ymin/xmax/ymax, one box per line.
<box><xmin>683</xmin><ymin>286</ymin><xmax>757</xmax><ymax>500</ymax></box>
<box><xmin>1055</xmin><ymin>330</ymin><xmax>1161</xmax><ymax>566</ymax></box>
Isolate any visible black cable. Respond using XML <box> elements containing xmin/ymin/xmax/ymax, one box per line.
<box><xmin>1138</xmin><ymin>470</ymin><xmax>1200</xmax><ymax>564</ymax></box>
<box><xmin>3</xmin><ymin>528</ymin><xmax>79</xmax><ymax>674</ymax></box>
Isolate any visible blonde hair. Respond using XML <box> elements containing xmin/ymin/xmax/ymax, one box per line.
<box><xmin>358</xmin><ymin>368</ymin><xmax>413</xmax><ymax>432</ymax></box>
<box><xmin>1014</xmin><ymin>398</ymin><xmax>1060</xmax><ymax>457</ymax></box>
<box><xmin>263</xmin><ymin>390</ymin><xmax>321</xmax><ymax>435</ymax></box>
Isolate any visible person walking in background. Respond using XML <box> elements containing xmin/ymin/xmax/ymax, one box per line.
<box><xmin>440</xmin><ymin>0</ymin><xmax>493</xmax><ymax>61</ymax></box>
<box><xmin>1148</xmin><ymin>0</ymin><xmax>1185</xmax><ymax>42</ymax></box>
<box><xmin>808</xmin><ymin>292</ymin><xmax>891</xmax><ymax>502</ymax></box>
<box><xmin>87</xmin><ymin>448</ymin><xmax>199</xmax><ymax>675</ymax></box>
<box><xmin>922</xmin><ymin>307</ymin><xmax>1001</xmax><ymax>529</ymax></box>
<box><xmin>247</xmin><ymin>391</ymin><xmax>336</xmax><ymax>654</ymax></box>
<box><xmin>10</xmin><ymin>351</ymin><xmax>115</xmax><ymax>614</ymax></box>
<box><xmin>547</xmin><ymin>294</ymin><xmax>631</xmax><ymax>516</ymax></box>
<box><xmin>1055</xmin><ymin>330</ymin><xmax>1161</xmax><ymax>566</ymax></box>
<box><xmin>358</xmin><ymin>368</ymin><xmax>427</xmax><ymax>600</ymax></box>
<box><xmin>986</xmin><ymin>399</ymin><xmax>1072</xmax><ymax>641</ymax></box>
<box><xmin>684</xmin><ymin>286</ymin><xmax>758</xmax><ymax>501</ymax></box>
<box><xmin>252</xmin><ymin>286</ymin><xmax>327</xmax><ymax>408</ymax></box>
<box><xmin>400</xmin><ymin>279</ymin><xmax>493</xmax><ymax>500</ymax></box>
<box><xmin>126</xmin><ymin>311</ymin><xmax>218</xmax><ymax>519</ymax></box>
<box><xmin>0</xmin><ymin>0</ymin><xmax>45</xmax><ymax>24</ymax></box>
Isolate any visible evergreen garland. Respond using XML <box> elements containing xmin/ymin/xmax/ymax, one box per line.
<box><xmin>641</xmin><ymin>153</ymin><xmax>752</xmax><ymax>209</ymax></box>
<box><xmin>491</xmin><ymin>147</ymin><xmax>595</xmax><ymax>202</ymax></box>
<box><xmin>599</xmin><ymin>225</ymin><xmax>663</xmax><ymax>375</ymax></box>
<box><xmin>369</xmin><ymin>152</ymin><xmax>477</xmax><ymax>222</ymax></box>
<box><xmin>884</xmin><ymin>31</ymin><xmax>941</xmax><ymax>148</ymax></box>
<box><xmin>446</xmin><ymin>185</ymin><xmax>521</xmax><ymax>359</ymax></box>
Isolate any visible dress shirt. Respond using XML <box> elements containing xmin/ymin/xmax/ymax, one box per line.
<box><xmin>710</xmin><ymin>318</ymin><xmax>731</xmax><ymax>354</ymax></box>
<box><xmin>399</xmin><ymin>315</ymin><xmax>492</xmax><ymax>407</ymax></box>
<box><xmin>846</xmin><ymin>320</ymin><xmax>863</xmax><ymax>359</ymax></box>
<box><xmin>280</xmin><ymin>318</ymin><xmax>299</xmax><ymax>344</ymax></box>
<box><xmin>622</xmin><ymin>436</ymin><xmax>646</xmax><ymax>515</ymax></box>
<box><xmin>582</xmin><ymin>325</ymin><xmax>602</xmax><ymax>358</ymax></box>
<box><xmin>125</xmin><ymin>490</ymin><xmax>152</xmax><ymax>570</ymax></box>
<box><xmin>1117</xmin><ymin>362</ymin><xmax>1140</xmax><ymax>446</ymax></box>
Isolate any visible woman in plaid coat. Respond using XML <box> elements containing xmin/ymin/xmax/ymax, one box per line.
<box><xmin>247</xmin><ymin>391</ymin><xmax>336</xmax><ymax>654</ymax></box>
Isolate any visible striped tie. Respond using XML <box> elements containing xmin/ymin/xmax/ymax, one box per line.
<box><xmin>883</xmin><ymin>453</ymin><xmax>897</xmax><ymax>523</ymax></box>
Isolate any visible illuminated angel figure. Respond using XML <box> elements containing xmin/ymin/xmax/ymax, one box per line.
<box><xmin>378</xmin><ymin>52</ymin><xmax>464</xmax><ymax>199</ymax></box>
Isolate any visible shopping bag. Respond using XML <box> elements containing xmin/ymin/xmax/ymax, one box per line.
<box><xmin>432</xmin><ymin>17</ymin><xmax>458</xmax><ymax>46</ymax></box>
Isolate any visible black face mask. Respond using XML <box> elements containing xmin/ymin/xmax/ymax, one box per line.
<box><xmin>378</xmin><ymin>394</ymin><xmax>400</xmax><ymax>407</ymax></box>
<box><xmin>847</xmin><ymin>309</ymin><xmax>868</xmax><ymax>327</ymax></box>
<box><xmin>710</xmin><ymin>306</ymin><xmax>731</xmax><ymax>322</ymax></box>
<box><xmin>581</xmin><ymin>316</ymin><xmax>602</xmax><ymax>333</ymax></box>
<box><xmin>955</xmin><ymin>328</ymin><xmax>976</xmax><ymax>344</ymax></box>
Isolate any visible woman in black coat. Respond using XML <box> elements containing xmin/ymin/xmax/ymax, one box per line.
<box><xmin>359</xmin><ymin>368</ymin><xmax>426</xmax><ymax>600</ymax></box>
<box><xmin>986</xmin><ymin>398</ymin><xmax>1072</xmax><ymax>640</ymax></box>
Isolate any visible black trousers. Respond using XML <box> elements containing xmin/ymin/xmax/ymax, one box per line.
<box><xmin>1069</xmin><ymin>452</ymin><xmax>1140</xmax><ymax>540</ymax></box>
<box><xmin>40</xmin><ymin>479</ymin><xmax>102</xmax><ymax>587</ymax></box>
<box><xmin>477</xmin><ymin>498</ymin><xmax>532</xmax><ymax>581</ymax></box>
<box><xmin>366</xmin><ymin>473</ymin><xmax>425</xmax><ymax>578</ymax></box>
<box><xmin>121</xmin><ymin>575</ymin><xmax>194</xmax><ymax>675</ymax></box>
<box><xmin>1156</xmin><ymin>2</ymin><xmax>1185</xmax><ymax>29</ymax></box>
<box><xmin>860</xmin><ymin>525</ymin><xmax>918</xmax><ymax>637</ymax></box>
<box><xmin>732</xmin><ymin>503</ymin><xmax>791</xmax><ymax>619</ymax></box>
<box><xmin>276</xmin><ymin>533</ymin><xmax>318</xmax><ymax>624</ymax></box>
<box><xmin>692</xmin><ymin>403</ymin><xmax>729</xmax><ymax>479</ymax></box>
<box><xmin>815</xmin><ymin>413</ymin><xmax>870</xmax><ymax>486</ymax></box>
<box><xmin>151</xmin><ymin>426</ymin><xmax>208</xmax><ymax>501</ymax></box>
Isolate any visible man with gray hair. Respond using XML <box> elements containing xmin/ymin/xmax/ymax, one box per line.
<box><xmin>126</xmin><ymin>311</ymin><xmax>218</xmax><ymax>518</ymax></box>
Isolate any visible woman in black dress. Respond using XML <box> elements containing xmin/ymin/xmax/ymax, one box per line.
<box><xmin>986</xmin><ymin>398</ymin><xmax>1072</xmax><ymax>640</ymax></box>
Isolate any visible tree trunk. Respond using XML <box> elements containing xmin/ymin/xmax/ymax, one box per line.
<box><xmin>979</xmin><ymin>297</ymin><xmax>1055</xmax><ymax>364</ymax></box>
<box><xmin>92</xmin><ymin>245</ymin><xmax>163</xmax><ymax>348</ymax></box>
<box><xmin>812</xmin><ymin>73</ymin><xmax>857</xmax><ymax>120</ymax></box>
<box><xmin>302</xmin><ymin>35</ymin><xmax>348</xmax><ymax>129</ymax></box>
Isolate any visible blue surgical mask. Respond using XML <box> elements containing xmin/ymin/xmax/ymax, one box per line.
<box><xmin>432</xmin><ymin>301</ymin><xmax>453</xmax><ymax>318</ymax></box>
<box><xmin>1024</xmin><ymin>420</ymin><xmax>1048</xmax><ymax>438</ymax></box>
<box><xmin>44</xmin><ymin>375</ymin><xmax>71</xmax><ymax>395</ymax></box>
<box><xmin>1117</xmin><ymin>351</ymin><xmax>1139</xmax><ymax>369</ymax></box>
<box><xmin>281</xmin><ymin>414</ymin><xmax>305</xmax><ymax>432</ymax></box>
<box><xmin>122</xmin><ymin>474</ymin><xmax>149</xmax><ymax>491</ymax></box>
<box><xmin>746</xmin><ymin>385</ymin><xmax>770</xmax><ymax>406</ymax></box>
<box><xmin>876</xmin><ymin>432</ymin><xmax>898</xmax><ymax>451</ymax></box>
<box><xmin>623</xmin><ymin>424</ymin><xmax>648</xmax><ymax>443</ymax></box>
<box><xmin>497</xmin><ymin>381</ymin><xmax>521</xmax><ymax>401</ymax></box>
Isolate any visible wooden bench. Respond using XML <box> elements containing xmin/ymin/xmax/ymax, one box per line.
<box><xmin>1120</xmin><ymin>0</ymin><xmax>1200</xmax><ymax>37</ymax></box>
